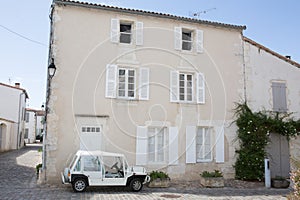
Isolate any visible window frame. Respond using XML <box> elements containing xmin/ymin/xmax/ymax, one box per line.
<box><xmin>179</xmin><ymin>72</ymin><xmax>194</xmax><ymax>102</ymax></box>
<box><xmin>182</xmin><ymin>28</ymin><xmax>193</xmax><ymax>51</ymax></box>
<box><xmin>117</xmin><ymin>68</ymin><xmax>136</xmax><ymax>99</ymax></box>
<box><xmin>196</xmin><ymin>127</ymin><xmax>212</xmax><ymax>163</ymax></box>
<box><xmin>119</xmin><ymin>21</ymin><xmax>132</xmax><ymax>44</ymax></box>
<box><xmin>147</xmin><ymin>127</ymin><xmax>167</xmax><ymax>164</ymax></box>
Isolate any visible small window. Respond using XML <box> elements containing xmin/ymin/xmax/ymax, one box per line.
<box><xmin>25</xmin><ymin>128</ymin><xmax>29</xmax><ymax>138</ymax></box>
<box><xmin>196</xmin><ymin>127</ymin><xmax>212</xmax><ymax>162</ymax></box>
<box><xmin>120</xmin><ymin>23</ymin><xmax>132</xmax><ymax>44</ymax></box>
<box><xmin>81</xmin><ymin>126</ymin><xmax>102</xmax><ymax>133</ymax></box>
<box><xmin>179</xmin><ymin>73</ymin><xmax>193</xmax><ymax>102</ymax></box>
<box><xmin>182</xmin><ymin>29</ymin><xmax>192</xmax><ymax>51</ymax></box>
<box><xmin>25</xmin><ymin>112</ymin><xmax>30</xmax><ymax>123</ymax></box>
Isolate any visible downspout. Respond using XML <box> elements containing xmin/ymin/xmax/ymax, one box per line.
<box><xmin>17</xmin><ymin>92</ymin><xmax>25</xmax><ymax>149</ymax></box>
<box><xmin>241</xmin><ymin>33</ymin><xmax>247</xmax><ymax>103</ymax></box>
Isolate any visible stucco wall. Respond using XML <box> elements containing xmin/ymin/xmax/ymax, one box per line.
<box><xmin>244</xmin><ymin>40</ymin><xmax>300</xmax><ymax>171</ymax></box>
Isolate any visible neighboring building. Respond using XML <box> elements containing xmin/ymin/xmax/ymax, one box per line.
<box><xmin>243</xmin><ymin>37</ymin><xmax>300</xmax><ymax>178</ymax></box>
<box><xmin>0</xmin><ymin>82</ymin><xmax>29</xmax><ymax>151</ymax></box>
<box><xmin>25</xmin><ymin>108</ymin><xmax>45</xmax><ymax>143</ymax></box>
<box><xmin>42</xmin><ymin>0</ymin><xmax>300</xmax><ymax>184</ymax></box>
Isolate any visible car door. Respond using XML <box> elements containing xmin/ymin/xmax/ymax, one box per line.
<box><xmin>82</xmin><ymin>155</ymin><xmax>103</xmax><ymax>185</ymax></box>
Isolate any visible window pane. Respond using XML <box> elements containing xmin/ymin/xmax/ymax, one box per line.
<box><xmin>96</xmin><ymin>127</ymin><xmax>101</xmax><ymax>132</ymax></box>
<box><xmin>182</xmin><ymin>31</ymin><xmax>192</xmax><ymax>41</ymax></box>
<box><xmin>118</xmin><ymin>90</ymin><xmax>125</xmax><ymax>97</ymax></box>
<box><xmin>120</xmin><ymin>33</ymin><xmax>131</xmax><ymax>43</ymax></box>
<box><xmin>179</xmin><ymin>74</ymin><xmax>184</xmax><ymax>80</ymax></box>
<box><xmin>118</xmin><ymin>83</ymin><xmax>125</xmax><ymax>90</ymax></box>
<box><xmin>83</xmin><ymin>156</ymin><xmax>101</xmax><ymax>171</ymax></box>
<box><xmin>120</xmin><ymin>24</ymin><xmax>131</xmax><ymax>33</ymax></box>
<box><xmin>128</xmin><ymin>83</ymin><xmax>134</xmax><ymax>90</ymax></box>
<box><xmin>182</xmin><ymin>41</ymin><xmax>192</xmax><ymax>50</ymax></box>
<box><xmin>119</xmin><ymin>69</ymin><xmax>125</xmax><ymax>76</ymax></box>
<box><xmin>82</xmin><ymin>127</ymin><xmax>86</xmax><ymax>132</ymax></box>
<box><xmin>128</xmin><ymin>77</ymin><xmax>134</xmax><ymax>84</ymax></box>
<box><xmin>128</xmin><ymin>70</ymin><xmax>135</xmax><ymax>76</ymax></box>
<box><xmin>128</xmin><ymin>91</ymin><xmax>135</xmax><ymax>97</ymax></box>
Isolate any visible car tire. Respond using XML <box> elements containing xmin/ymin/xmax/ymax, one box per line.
<box><xmin>130</xmin><ymin>178</ymin><xmax>143</xmax><ymax>192</ymax></box>
<box><xmin>72</xmin><ymin>178</ymin><xmax>87</xmax><ymax>192</ymax></box>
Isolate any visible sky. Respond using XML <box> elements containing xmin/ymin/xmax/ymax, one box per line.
<box><xmin>0</xmin><ymin>0</ymin><xmax>299</xmax><ymax>109</ymax></box>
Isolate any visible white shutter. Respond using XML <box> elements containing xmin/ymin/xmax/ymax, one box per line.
<box><xmin>186</xmin><ymin>126</ymin><xmax>196</xmax><ymax>163</ymax></box>
<box><xmin>174</xmin><ymin>27</ymin><xmax>181</xmax><ymax>50</ymax></box>
<box><xmin>105</xmin><ymin>64</ymin><xmax>117</xmax><ymax>98</ymax></box>
<box><xmin>215</xmin><ymin>126</ymin><xmax>225</xmax><ymax>163</ymax></box>
<box><xmin>111</xmin><ymin>18</ymin><xmax>119</xmax><ymax>43</ymax></box>
<box><xmin>170</xmin><ymin>71</ymin><xmax>179</xmax><ymax>102</ymax></box>
<box><xmin>169</xmin><ymin>127</ymin><xmax>178</xmax><ymax>165</ymax></box>
<box><xmin>136</xmin><ymin>21</ymin><xmax>143</xmax><ymax>46</ymax></box>
<box><xmin>139</xmin><ymin>68</ymin><xmax>149</xmax><ymax>100</ymax></box>
<box><xmin>197</xmin><ymin>72</ymin><xmax>205</xmax><ymax>104</ymax></box>
<box><xmin>136</xmin><ymin>126</ymin><xmax>148</xmax><ymax>165</ymax></box>
<box><xmin>196</xmin><ymin>29</ymin><xmax>203</xmax><ymax>53</ymax></box>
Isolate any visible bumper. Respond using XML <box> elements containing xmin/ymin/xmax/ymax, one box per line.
<box><xmin>143</xmin><ymin>175</ymin><xmax>151</xmax><ymax>184</ymax></box>
<box><xmin>61</xmin><ymin>172</ymin><xmax>70</xmax><ymax>184</ymax></box>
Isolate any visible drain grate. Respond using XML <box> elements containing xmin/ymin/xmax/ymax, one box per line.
<box><xmin>160</xmin><ymin>194</ymin><xmax>181</xmax><ymax>198</ymax></box>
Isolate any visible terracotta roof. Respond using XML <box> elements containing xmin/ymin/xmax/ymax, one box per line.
<box><xmin>0</xmin><ymin>82</ymin><xmax>29</xmax><ymax>98</ymax></box>
<box><xmin>54</xmin><ymin>0</ymin><xmax>246</xmax><ymax>31</ymax></box>
<box><xmin>243</xmin><ymin>37</ymin><xmax>300</xmax><ymax>68</ymax></box>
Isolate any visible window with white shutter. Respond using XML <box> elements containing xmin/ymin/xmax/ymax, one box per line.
<box><xmin>136</xmin><ymin>126</ymin><xmax>148</xmax><ymax>165</ymax></box>
<box><xmin>148</xmin><ymin>127</ymin><xmax>167</xmax><ymax>163</ymax></box>
<box><xmin>105</xmin><ymin>64</ymin><xmax>117</xmax><ymax>98</ymax></box>
<box><xmin>135</xmin><ymin>21</ymin><xmax>143</xmax><ymax>46</ymax></box>
<box><xmin>168</xmin><ymin>127</ymin><xmax>178</xmax><ymax>165</ymax></box>
<box><xmin>186</xmin><ymin>126</ymin><xmax>196</xmax><ymax>163</ymax></box>
<box><xmin>272</xmin><ymin>82</ymin><xmax>287</xmax><ymax>112</ymax></box>
<box><xmin>215</xmin><ymin>126</ymin><xmax>224</xmax><ymax>163</ymax></box>
<box><xmin>111</xmin><ymin>18</ymin><xmax>119</xmax><ymax>43</ymax></box>
<box><xmin>197</xmin><ymin>72</ymin><xmax>205</xmax><ymax>104</ymax></box>
<box><xmin>139</xmin><ymin>68</ymin><xmax>149</xmax><ymax>100</ymax></box>
<box><xmin>170</xmin><ymin>71</ymin><xmax>179</xmax><ymax>102</ymax></box>
<box><xmin>174</xmin><ymin>27</ymin><xmax>203</xmax><ymax>53</ymax></box>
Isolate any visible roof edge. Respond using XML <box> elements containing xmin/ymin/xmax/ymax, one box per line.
<box><xmin>0</xmin><ymin>82</ymin><xmax>29</xmax><ymax>98</ymax></box>
<box><xmin>54</xmin><ymin>0</ymin><xmax>246</xmax><ymax>31</ymax></box>
<box><xmin>243</xmin><ymin>36</ymin><xmax>300</xmax><ymax>68</ymax></box>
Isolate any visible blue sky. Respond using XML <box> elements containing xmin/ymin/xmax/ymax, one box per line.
<box><xmin>0</xmin><ymin>0</ymin><xmax>299</xmax><ymax>109</ymax></box>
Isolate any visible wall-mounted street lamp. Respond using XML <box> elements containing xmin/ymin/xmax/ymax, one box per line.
<box><xmin>48</xmin><ymin>59</ymin><xmax>56</xmax><ymax>79</ymax></box>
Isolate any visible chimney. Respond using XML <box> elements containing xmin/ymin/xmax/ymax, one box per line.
<box><xmin>15</xmin><ymin>83</ymin><xmax>20</xmax><ymax>88</ymax></box>
<box><xmin>285</xmin><ymin>55</ymin><xmax>291</xmax><ymax>59</ymax></box>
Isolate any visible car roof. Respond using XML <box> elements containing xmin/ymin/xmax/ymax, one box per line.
<box><xmin>76</xmin><ymin>150</ymin><xmax>125</xmax><ymax>157</ymax></box>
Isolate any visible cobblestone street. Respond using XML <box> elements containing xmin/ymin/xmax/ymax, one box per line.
<box><xmin>0</xmin><ymin>145</ymin><xmax>292</xmax><ymax>199</ymax></box>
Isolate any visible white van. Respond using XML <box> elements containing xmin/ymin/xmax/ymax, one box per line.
<box><xmin>61</xmin><ymin>150</ymin><xmax>150</xmax><ymax>192</ymax></box>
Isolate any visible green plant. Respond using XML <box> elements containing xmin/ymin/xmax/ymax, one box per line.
<box><xmin>36</xmin><ymin>163</ymin><xmax>42</xmax><ymax>174</ymax></box>
<box><xmin>38</xmin><ymin>148</ymin><xmax>43</xmax><ymax>152</ymax></box>
<box><xmin>234</xmin><ymin>103</ymin><xmax>300</xmax><ymax>181</ymax></box>
<box><xmin>149</xmin><ymin>171</ymin><xmax>169</xmax><ymax>181</ymax></box>
<box><xmin>201</xmin><ymin>170</ymin><xmax>223</xmax><ymax>178</ymax></box>
<box><xmin>291</xmin><ymin>169</ymin><xmax>300</xmax><ymax>198</ymax></box>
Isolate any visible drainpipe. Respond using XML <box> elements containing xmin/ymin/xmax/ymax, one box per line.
<box><xmin>241</xmin><ymin>33</ymin><xmax>247</xmax><ymax>103</ymax></box>
<box><xmin>17</xmin><ymin>92</ymin><xmax>25</xmax><ymax>149</ymax></box>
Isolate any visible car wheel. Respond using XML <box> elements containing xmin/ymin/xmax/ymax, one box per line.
<box><xmin>72</xmin><ymin>178</ymin><xmax>87</xmax><ymax>192</ymax></box>
<box><xmin>130</xmin><ymin>178</ymin><xmax>143</xmax><ymax>192</ymax></box>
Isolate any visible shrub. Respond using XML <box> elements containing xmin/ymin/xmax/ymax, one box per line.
<box><xmin>291</xmin><ymin>169</ymin><xmax>300</xmax><ymax>198</ymax></box>
<box><xmin>149</xmin><ymin>171</ymin><xmax>169</xmax><ymax>181</ymax></box>
<box><xmin>201</xmin><ymin>170</ymin><xmax>223</xmax><ymax>178</ymax></box>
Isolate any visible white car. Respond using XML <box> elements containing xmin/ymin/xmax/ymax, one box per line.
<box><xmin>61</xmin><ymin>150</ymin><xmax>150</xmax><ymax>192</ymax></box>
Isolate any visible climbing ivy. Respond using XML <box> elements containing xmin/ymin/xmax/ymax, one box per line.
<box><xmin>234</xmin><ymin>103</ymin><xmax>300</xmax><ymax>181</ymax></box>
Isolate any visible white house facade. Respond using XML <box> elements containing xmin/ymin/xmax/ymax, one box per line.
<box><xmin>25</xmin><ymin>108</ymin><xmax>45</xmax><ymax>143</ymax></box>
<box><xmin>0</xmin><ymin>83</ymin><xmax>28</xmax><ymax>151</ymax></box>
<box><xmin>42</xmin><ymin>0</ymin><xmax>300</xmax><ymax>184</ymax></box>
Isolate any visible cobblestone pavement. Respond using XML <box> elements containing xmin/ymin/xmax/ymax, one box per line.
<box><xmin>0</xmin><ymin>145</ymin><xmax>292</xmax><ymax>200</ymax></box>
